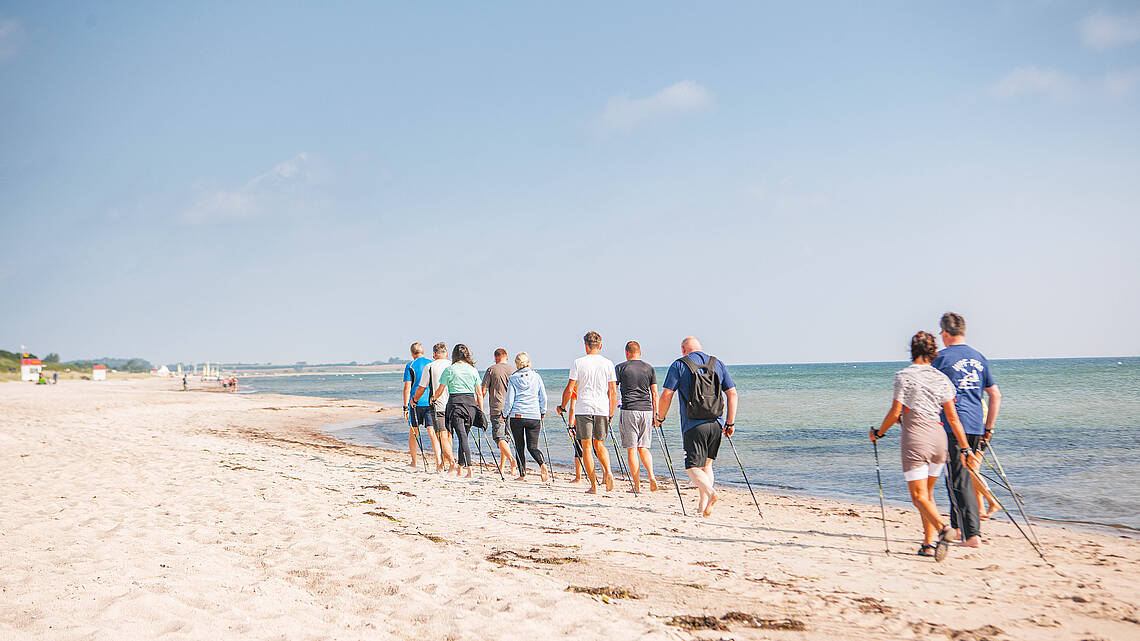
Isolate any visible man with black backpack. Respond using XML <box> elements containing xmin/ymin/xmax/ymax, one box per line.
<box><xmin>654</xmin><ymin>336</ymin><xmax>738</xmax><ymax>517</ymax></box>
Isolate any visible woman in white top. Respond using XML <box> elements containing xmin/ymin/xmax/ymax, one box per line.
<box><xmin>871</xmin><ymin>331</ymin><xmax>973</xmax><ymax>561</ymax></box>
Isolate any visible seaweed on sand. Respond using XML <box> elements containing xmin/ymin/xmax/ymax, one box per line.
<box><xmin>364</xmin><ymin>511</ymin><xmax>399</xmax><ymax>522</ymax></box>
<box><xmin>566</xmin><ymin>586</ymin><xmax>642</xmax><ymax>600</ymax></box>
<box><xmin>485</xmin><ymin>550</ymin><xmax>579</xmax><ymax>568</ymax></box>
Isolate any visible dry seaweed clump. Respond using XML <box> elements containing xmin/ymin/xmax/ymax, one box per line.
<box><xmin>666</xmin><ymin>615</ymin><xmax>729</xmax><ymax>631</ymax></box>
<box><xmin>667</xmin><ymin>612</ymin><xmax>806</xmax><ymax>632</ymax></box>
<box><xmin>485</xmin><ymin>550</ymin><xmax>580</xmax><ymax>567</ymax></box>
<box><xmin>722</xmin><ymin>612</ymin><xmax>807</xmax><ymax>631</ymax></box>
<box><xmin>363</xmin><ymin>510</ymin><xmax>399</xmax><ymax>522</ymax></box>
<box><xmin>417</xmin><ymin>533</ymin><xmax>447</xmax><ymax>543</ymax></box>
<box><xmin>566</xmin><ymin>586</ymin><xmax>642</xmax><ymax>600</ymax></box>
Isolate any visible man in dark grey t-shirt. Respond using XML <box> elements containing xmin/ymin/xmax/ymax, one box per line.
<box><xmin>482</xmin><ymin>348</ymin><xmax>517</xmax><ymax>476</ymax></box>
<box><xmin>615</xmin><ymin>341</ymin><xmax>659</xmax><ymax>494</ymax></box>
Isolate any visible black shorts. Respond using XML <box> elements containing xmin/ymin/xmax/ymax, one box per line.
<box><xmin>408</xmin><ymin>405</ymin><xmax>433</xmax><ymax>429</ymax></box>
<box><xmin>683</xmin><ymin>421</ymin><xmax>722</xmax><ymax>469</ymax></box>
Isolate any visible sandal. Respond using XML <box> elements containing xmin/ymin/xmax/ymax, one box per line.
<box><xmin>935</xmin><ymin>526</ymin><xmax>952</xmax><ymax>562</ymax></box>
<box><xmin>918</xmin><ymin>544</ymin><xmax>936</xmax><ymax>557</ymax></box>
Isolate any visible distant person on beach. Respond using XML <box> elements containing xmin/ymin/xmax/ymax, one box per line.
<box><xmin>53</xmin><ymin>372</ymin><xmax>58</xmax><ymax>385</ymax></box>
<box><xmin>482</xmin><ymin>348</ymin><xmax>517</xmax><ymax>477</ymax></box>
<box><xmin>502</xmin><ymin>352</ymin><xmax>550</xmax><ymax>482</ymax></box>
<box><xmin>616</xmin><ymin>341</ymin><xmax>659</xmax><ymax>494</ymax></box>
<box><xmin>655</xmin><ymin>336</ymin><xmax>738</xmax><ymax>517</ymax></box>
<box><xmin>414</xmin><ymin>342</ymin><xmax>453</xmax><ymax>472</ymax></box>
<box><xmin>559</xmin><ymin>331</ymin><xmax>617</xmax><ymax>495</ymax></box>
<box><xmin>431</xmin><ymin>344</ymin><xmax>483</xmax><ymax>478</ymax></box>
<box><xmin>403</xmin><ymin>342</ymin><xmax>441</xmax><ymax>469</ymax></box>
<box><xmin>933</xmin><ymin>312</ymin><xmax>1002</xmax><ymax>548</ymax></box>
<box><xmin>182</xmin><ymin>375</ymin><xmax>188</xmax><ymax>391</ymax></box>
<box><xmin>871</xmin><ymin>331</ymin><xmax>973</xmax><ymax>561</ymax></box>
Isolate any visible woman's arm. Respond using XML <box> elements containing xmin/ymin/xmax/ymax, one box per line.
<box><xmin>941</xmin><ymin>400</ymin><xmax>972</xmax><ymax>452</ymax></box>
<box><xmin>503</xmin><ymin>381</ymin><xmax>515</xmax><ymax>419</ymax></box>
<box><xmin>872</xmin><ymin>401</ymin><xmax>904</xmax><ymax>440</ymax></box>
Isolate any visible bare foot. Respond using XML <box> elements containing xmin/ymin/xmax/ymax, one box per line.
<box><xmin>572</xmin><ymin>478</ymin><xmax>582</xmax><ymax>484</ymax></box>
<box><xmin>649</xmin><ymin>478</ymin><xmax>659</xmax><ymax>492</ymax></box>
<box><xmin>540</xmin><ymin>465</ymin><xmax>549</xmax><ymax>483</ymax></box>
<box><xmin>604</xmin><ymin>474</ymin><xmax>614</xmax><ymax>492</ymax></box>
<box><xmin>962</xmin><ymin>536</ymin><xmax>982</xmax><ymax>548</ymax></box>
<box><xmin>585</xmin><ymin>486</ymin><xmax>598</xmax><ymax>495</ymax></box>
<box><xmin>627</xmin><ymin>487</ymin><xmax>640</xmax><ymax>494</ymax></box>
<box><xmin>408</xmin><ymin>461</ymin><xmax>418</xmax><ymax>468</ymax></box>
<box><xmin>702</xmin><ymin>492</ymin><xmax>719</xmax><ymax>517</ymax></box>
<box><xmin>981</xmin><ymin>505</ymin><xmax>998</xmax><ymax>520</ymax></box>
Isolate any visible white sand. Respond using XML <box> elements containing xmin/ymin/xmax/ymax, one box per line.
<box><xmin>1</xmin><ymin>379</ymin><xmax>1136</xmax><ymax>640</ymax></box>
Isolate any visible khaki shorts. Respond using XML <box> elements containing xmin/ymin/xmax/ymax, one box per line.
<box><xmin>619</xmin><ymin>410</ymin><xmax>653</xmax><ymax>448</ymax></box>
<box><xmin>574</xmin><ymin>415</ymin><xmax>609</xmax><ymax>440</ymax></box>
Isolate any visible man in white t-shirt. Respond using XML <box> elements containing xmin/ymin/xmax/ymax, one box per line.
<box><xmin>558</xmin><ymin>331</ymin><xmax>617</xmax><ymax>494</ymax></box>
<box><xmin>413</xmin><ymin>342</ymin><xmax>453</xmax><ymax>472</ymax></box>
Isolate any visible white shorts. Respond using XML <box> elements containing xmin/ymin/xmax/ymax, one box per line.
<box><xmin>903</xmin><ymin>463</ymin><xmax>945</xmax><ymax>483</ymax></box>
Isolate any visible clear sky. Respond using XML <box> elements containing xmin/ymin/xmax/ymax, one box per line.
<box><xmin>2</xmin><ymin>2</ymin><xmax>1138</xmax><ymax>368</ymax></box>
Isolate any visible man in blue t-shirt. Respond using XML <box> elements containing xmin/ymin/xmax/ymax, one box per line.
<box><xmin>932</xmin><ymin>312</ymin><xmax>1002</xmax><ymax>548</ymax></box>
<box><xmin>655</xmin><ymin>336</ymin><xmax>738</xmax><ymax>517</ymax></box>
<box><xmin>403</xmin><ymin>342</ymin><xmax>440</xmax><ymax>468</ymax></box>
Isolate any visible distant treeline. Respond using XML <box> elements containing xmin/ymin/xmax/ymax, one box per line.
<box><xmin>1</xmin><ymin>350</ymin><xmax>153</xmax><ymax>373</ymax></box>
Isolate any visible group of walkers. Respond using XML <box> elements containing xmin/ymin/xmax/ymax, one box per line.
<box><xmin>400</xmin><ymin>312</ymin><xmax>1006</xmax><ymax>560</ymax></box>
<box><xmin>401</xmin><ymin>332</ymin><xmax>738</xmax><ymax>517</ymax></box>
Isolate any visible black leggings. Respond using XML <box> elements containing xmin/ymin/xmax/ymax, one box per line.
<box><xmin>510</xmin><ymin>418</ymin><xmax>545</xmax><ymax>473</ymax></box>
<box><xmin>446</xmin><ymin>394</ymin><xmax>476</xmax><ymax>467</ymax></box>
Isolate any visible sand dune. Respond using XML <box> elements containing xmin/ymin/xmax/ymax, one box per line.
<box><xmin>1</xmin><ymin>379</ymin><xmax>1136</xmax><ymax>640</ymax></box>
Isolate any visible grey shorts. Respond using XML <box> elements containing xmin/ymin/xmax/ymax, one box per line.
<box><xmin>432</xmin><ymin>411</ymin><xmax>447</xmax><ymax>434</ymax></box>
<box><xmin>575</xmin><ymin>414</ymin><xmax>610</xmax><ymax>441</ymax></box>
<box><xmin>490</xmin><ymin>414</ymin><xmax>509</xmax><ymax>443</ymax></box>
<box><xmin>619</xmin><ymin>410</ymin><xmax>653</xmax><ymax>448</ymax></box>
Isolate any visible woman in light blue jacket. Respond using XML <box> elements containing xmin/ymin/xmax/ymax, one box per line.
<box><xmin>502</xmin><ymin>352</ymin><xmax>549</xmax><ymax>482</ymax></box>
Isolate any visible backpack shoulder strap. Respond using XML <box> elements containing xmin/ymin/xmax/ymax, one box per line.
<box><xmin>680</xmin><ymin>356</ymin><xmax>701</xmax><ymax>374</ymax></box>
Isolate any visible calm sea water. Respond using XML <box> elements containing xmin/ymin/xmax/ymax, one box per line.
<box><xmin>243</xmin><ymin>357</ymin><xmax>1140</xmax><ymax>533</ymax></box>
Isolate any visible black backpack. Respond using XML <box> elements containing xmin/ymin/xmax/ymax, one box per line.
<box><xmin>681</xmin><ymin>355</ymin><xmax>724</xmax><ymax>421</ymax></box>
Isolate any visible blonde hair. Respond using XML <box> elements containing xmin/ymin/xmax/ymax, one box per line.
<box><xmin>514</xmin><ymin>352</ymin><xmax>531</xmax><ymax>370</ymax></box>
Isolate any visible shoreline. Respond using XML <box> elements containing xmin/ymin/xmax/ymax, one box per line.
<box><xmin>3</xmin><ymin>378</ymin><xmax>1137</xmax><ymax>640</ymax></box>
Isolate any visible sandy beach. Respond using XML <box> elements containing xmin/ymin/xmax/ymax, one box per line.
<box><xmin>1</xmin><ymin>379</ymin><xmax>1136</xmax><ymax>641</ymax></box>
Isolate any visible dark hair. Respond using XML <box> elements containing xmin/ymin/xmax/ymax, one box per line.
<box><xmin>940</xmin><ymin>312</ymin><xmax>966</xmax><ymax>337</ymax></box>
<box><xmin>494</xmin><ymin>348</ymin><xmax>507</xmax><ymax>359</ymax></box>
<box><xmin>583</xmin><ymin>331</ymin><xmax>602</xmax><ymax>349</ymax></box>
<box><xmin>433</xmin><ymin>342</ymin><xmax>447</xmax><ymax>356</ymax></box>
<box><xmin>625</xmin><ymin>341</ymin><xmax>641</xmax><ymax>354</ymax></box>
<box><xmin>911</xmin><ymin>331</ymin><xmax>939</xmax><ymax>362</ymax></box>
<box><xmin>452</xmin><ymin>344</ymin><xmax>475</xmax><ymax>366</ymax></box>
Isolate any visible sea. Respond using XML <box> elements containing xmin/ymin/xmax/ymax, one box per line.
<box><xmin>242</xmin><ymin>357</ymin><xmax>1140</xmax><ymax>535</ymax></box>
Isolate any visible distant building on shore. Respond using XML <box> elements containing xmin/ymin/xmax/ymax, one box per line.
<box><xmin>93</xmin><ymin>364</ymin><xmax>106</xmax><ymax>381</ymax></box>
<box><xmin>20</xmin><ymin>358</ymin><xmax>43</xmax><ymax>382</ymax></box>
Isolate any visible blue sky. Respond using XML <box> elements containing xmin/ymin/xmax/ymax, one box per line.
<box><xmin>2</xmin><ymin>2</ymin><xmax>1138</xmax><ymax>367</ymax></box>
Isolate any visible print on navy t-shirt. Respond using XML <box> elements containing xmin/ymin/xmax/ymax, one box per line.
<box><xmin>932</xmin><ymin>344</ymin><xmax>995</xmax><ymax>436</ymax></box>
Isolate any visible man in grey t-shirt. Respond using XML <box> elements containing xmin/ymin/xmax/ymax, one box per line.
<box><xmin>616</xmin><ymin>341</ymin><xmax>659</xmax><ymax>494</ymax></box>
<box><xmin>482</xmin><ymin>348</ymin><xmax>517</xmax><ymax>476</ymax></box>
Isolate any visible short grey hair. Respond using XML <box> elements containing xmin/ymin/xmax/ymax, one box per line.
<box><xmin>940</xmin><ymin>312</ymin><xmax>966</xmax><ymax>337</ymax></box>
<box><xmin>433</xmin><ymin>342</ymin><xmax>448</xmax><ymax>356</ymax></box>
<box><xmin>514</xmin><ymin>352</ymin><xmax>531</xmax><ymax>369</ymax></box>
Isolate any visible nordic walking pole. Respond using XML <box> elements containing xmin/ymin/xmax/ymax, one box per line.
<box><xmin>725</xmin><ymin>432</ymin><xmax>761</xmax><ymax>516</ymax></box>
<box><xmin>871</xmin><ymin>435</ymin><xmax>890</xmax><ymax>554</ymax></box>
<box><xmin>410</xmin><ymin>405</ymin><xmax>428</xmax><ymax>472</ymax></box>
<box><xmin>538</xmin><ymin>416</ymin><xmax>556</xmax><ymax>481</ymax></box>
<box><xmin>985</xmin><ymin>442</ymin><xmax>1040</xmax><ymax>547</ymax></box>
<box><xmin>482</xmin><ymin>427</ymin><xmax>505</xmax><ymax>481</ymax></box>
<box><xmin>960</xmin><ymin>455</ymin><xmax>1049</xmax><ymax>564</ymax></box>
<box><xmin>607</xmin><ymin>416</ymin><xmax>635</xmax><ymax>490</ymax></box>
<box><xmin>558</xmin><ymin>411</ymin><xmax>586</xmax><ymax>483</ymax></box>
<box><xmin>655</xmin><ymin>419</ymin><xmax>686</xmax><ymax>516</ymax></box>
<box><xmin>471</xmin><ymin>424</ymin><xmax>487</xmax><ymax>475</ymax></box>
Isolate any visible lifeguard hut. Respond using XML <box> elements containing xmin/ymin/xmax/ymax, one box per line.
<box><xmin>20</xmin><ymin>358</ymin><xmax>43</xmax><ymax>382</ymax></box>
<box><xmin>92</xmin><ymin>364</ymin><xmax>107</xmax><ymax>381</ymax></box>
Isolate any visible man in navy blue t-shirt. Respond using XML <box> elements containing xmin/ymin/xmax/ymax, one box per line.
<box><xmin>655</xmin><ymin>336</ymin><xmax>738</xmax><ymax>517</ymax></box>
<box><xmin>932</xmin><ymin>312</ymin><xmax>1002</xmax><ymax>548</ymax></box>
